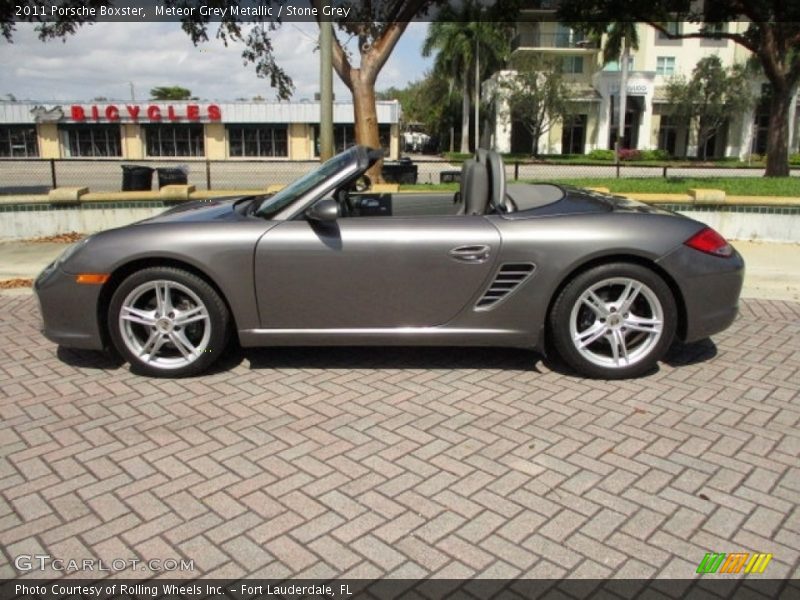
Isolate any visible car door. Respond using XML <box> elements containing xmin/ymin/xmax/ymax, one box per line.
<box><xmin>254</xmin><ymin>215</ymin><xmax>501</xmax><ymax>329</ymax></box>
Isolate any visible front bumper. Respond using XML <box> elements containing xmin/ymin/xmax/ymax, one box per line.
<box><xmin>34</xmin><ymin>262</ymin><xmax>105</xmax><ymax>350</ymax></box>
<box><xmin>657</xmin><ymin>244</ymin><xmax>745</xmax><ymax>343</ymax></box>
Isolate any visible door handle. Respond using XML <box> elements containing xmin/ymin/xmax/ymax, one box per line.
<box><xmin>449</xmin><ymin>244</ymin><xmax>491</xmax><ymax>263</ymax></box>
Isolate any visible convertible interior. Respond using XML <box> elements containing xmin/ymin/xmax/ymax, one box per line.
<box><xmin>337</xmin><ymin>149</ymin><xmax>568</xmax><ymax>219</ymax></box>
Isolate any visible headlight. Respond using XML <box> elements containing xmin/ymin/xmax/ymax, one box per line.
<box><xmin>54</xmin><ymin>236</ymin><xmax>92</xmax><ymax>268</ymax></box>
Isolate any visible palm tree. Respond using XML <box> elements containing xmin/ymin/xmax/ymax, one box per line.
<box><xmin>602</xmin><ymin>23</ymin><xmax>639</xmax><ymax>155</ymax></box>
<box><xmin>422</xmin><ymin>2</ymin><xmax>511</xmax><ymax>153</ymax></box>
<box><xmin>572</xmin><ymin>21</ymin><xmax>640</xmax><ymax>153</ymax></box>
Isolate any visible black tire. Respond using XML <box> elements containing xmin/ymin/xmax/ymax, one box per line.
<box><xmin>549</xmin><ymin>262</ymin><xmax>677</xmax><ymax>379</ymax></box>
<box><xmin>108</xmin><ymin>267</ymin><xmax>230</xmax><ymax>377</ymax></box>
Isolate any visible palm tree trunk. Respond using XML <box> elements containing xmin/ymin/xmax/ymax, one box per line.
<box><xmin>460</xmin><ymin>77</ymin><xmax>470</xmax><ymax>154</ymax></box>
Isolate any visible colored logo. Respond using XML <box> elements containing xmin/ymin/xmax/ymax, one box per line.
<box><xmin>696</xmin><ymin>552</ymin><xmax>772</xmax><ymax>574</ymax></box>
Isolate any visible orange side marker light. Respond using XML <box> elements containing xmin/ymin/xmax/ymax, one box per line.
<box><xmin>76</xmin><ymin>273</ymin><xmax>110</xmax><ymax>285</ymax></box>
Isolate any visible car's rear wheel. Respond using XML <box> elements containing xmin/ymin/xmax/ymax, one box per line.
<box><xmin>108</xmin><ymin>267</ymin><xmax>230</xmax><ymax>377</ymax></box>
<box><xmin>549</xmin><ymin>263</ymin><xmax>677</xmax><ymax>379</ymax></box>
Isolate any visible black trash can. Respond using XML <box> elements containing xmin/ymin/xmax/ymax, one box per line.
<box><xmin>121</xmin><ymin>165</ymin><xmax>154</xmax><ymax>191</ymax></box>
<box><xmin>381</xmin><ymin>160</ymin><xmax>418</xmax><ymax>184</ymax></box>
<box><xmin>157</xmin><ymin>166</ymin><xmax>188</xmax><ymax>188</ymax></box>
<box><xmin>440</xmin><ymin>170</ymin><xmax>461</xmax><ymax>184</ymax></box>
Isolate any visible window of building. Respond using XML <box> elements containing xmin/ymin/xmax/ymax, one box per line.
<box><xmin>656</xmin><ymin>56</ymin><xmax>676</xmax><ymax>76</ymax></box>
<box><xmin>143</xmin><ymin>124</ymin><xmax>204</xmax><ymax>157</ymax></box>
<box><xmin>0</xmin><ymin>125</ymin><xmax>39</xmax><ymax>157</ymax></box>
<box><xmin>603</xmin><ymin>56</ymin><xmax>634</xmax><ymax>72</ymax></box>
<box><xmin>228</xmin><ymin>125</ymin><xmax>288</xmax><ymax>157</ymax></box>
<box><xmin>751</xmin><ymin>113</ymin><xmax>769</xmax><ymax>155</ymax></box>
<box><xmin>703</xmin><ymin>22</ymin><xmax>727</xmax><ymax>35</ymax></box>
<box><xmin>60</xmin><ymin>124</ymin><xmax>121</xmax><ymax>157</ymax></box>
<box><xmin>657</xmin><ymin>115</ymin><xmax>678</xmax><ymax>156</ymax></box>
<box><xmin>561</xmin><ymin>114</ymin><xmax>587</xmax><ymax>154</ymax></box>
<box><xmin>313</xmin><ymin>124</ymin><xmax>391</xmax><ymax>156</ymax></box>
<box><xmin>562</xmin><ymin>56</ymin><xmax>584</xmax><ymax>74</ymax></box>
<box><xmin>658</xmin><ymin>22</ymin><xmax>683</xmax><ymax>39</ymax></box>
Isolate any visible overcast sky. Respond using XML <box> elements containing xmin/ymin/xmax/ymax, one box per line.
<box><xmin>0</xmin><ymin>22</ymin><xmax>433</xmax><ymax>103</ymax></box>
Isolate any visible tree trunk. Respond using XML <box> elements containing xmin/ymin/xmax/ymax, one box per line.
<box><xmin>460</xmin><ymin>77</ymin><xmax>470</xmax><ymax>154</ymax></box>
<box><xmin>351</xmin><ymin>70</ymin><xmax>383</xmax><ymax>182</ymax></box>
<box><xmin>697</xmin><ymin>124</ymin><xmax>707</xmax><ymax>160</ymax></box>
<box><xmin>530</xmin><ymin>126</ymin><xmax>540</xmax><ymax>157</ymax></box>
<box><xmin>765</xmin><ymin>87</ymin><xmax>792</xmax><ymax>177</ymax></box>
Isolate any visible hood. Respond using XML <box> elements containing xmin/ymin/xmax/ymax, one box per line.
<box><xmin>136</xmin><ymin>197</ymin><xmax>250</xmax><ymax>224</ymax></box>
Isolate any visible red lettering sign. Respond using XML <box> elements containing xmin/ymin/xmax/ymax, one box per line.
<box><xmin>68</xmin><ymin>103</ymin><xmax>222</xmax><ymax>122</ymax></box>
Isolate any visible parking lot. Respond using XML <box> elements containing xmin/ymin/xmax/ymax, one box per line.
<box><xmin>0</xmin><ymin>294</ymin><xmax>798</xmax><ymax>579</ymax></box>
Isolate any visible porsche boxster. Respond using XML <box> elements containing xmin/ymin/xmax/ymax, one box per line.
<box><xmin>35</xmin><ymin>146</ymin><xmax>744</xmax><ymax>379</ymax></box>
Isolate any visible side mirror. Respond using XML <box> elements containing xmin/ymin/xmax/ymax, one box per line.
<box><xmin>306</xmin><ymin>198</ymin><xmax>339</xmax><ymax>222</ymax></box>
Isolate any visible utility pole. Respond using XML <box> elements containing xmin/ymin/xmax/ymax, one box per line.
<box><xmin>319</xmin><ymin>20</ymin><xmax>334</xmax><ymax>162</ymax></box>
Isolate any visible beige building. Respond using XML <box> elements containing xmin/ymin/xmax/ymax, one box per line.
<box><xmin>0</xmin><ymin>100</ymin><xmax>401</xmax><ymax>161</ymax></box>
<box><xmin>493</xmin><ymin>10</ymin><xmax>800</xmax><ymax>159</ymax></box>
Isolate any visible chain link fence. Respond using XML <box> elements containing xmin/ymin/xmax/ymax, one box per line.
<box><xmin>0</xmin><ymin>158</ymin><xmax>796</xmax><ymax>195</ymax></box>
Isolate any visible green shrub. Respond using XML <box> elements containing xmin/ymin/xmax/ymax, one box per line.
<box><xmin>587</xmin><ymin>149</ymin><xmax>615</xmax><ymax>161</ymax></box>
<box><xmin>789</xmin><ymin>153</ymin><xmax>800</xmax><ymax>165</ymax></box>
<box><xmin>639</xmin><ymin>149</ymin><xmax>671</xmax><ymax>161</ymax></box>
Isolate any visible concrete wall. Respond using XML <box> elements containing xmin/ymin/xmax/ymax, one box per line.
<box><xmin>0</xmin><ymin>206</ymin><xmax>166</xmax><ymax>240</ymax></box>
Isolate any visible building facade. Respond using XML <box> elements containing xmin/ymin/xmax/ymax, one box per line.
<box><xmin>0</xmin><ymin>100</ymin><xmax>401</xmax><ymax>161</ymax></box>
<box><xmin>493</xmin><ymin>10</ymin><xmax>800</xmax><ymax>159</ymax></box>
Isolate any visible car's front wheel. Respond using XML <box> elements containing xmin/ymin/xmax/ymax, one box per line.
<box><xmin>549</xmin><ymin>263</ymin><xmax>677</xmax><ymax>379</ymax></box>
<box><xmin>108</xmin><ymin>267</ymin><xmax>230</xmax><ymax>377</ymax></box>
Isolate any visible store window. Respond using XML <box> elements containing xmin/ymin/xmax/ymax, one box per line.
<box><xmin>751</xmin><ymin>113</ymin><xmax>769</xmax><ymax>155</ymax></box>
<box><xmin>0</xmin><ymin>125</ymin><xmax>39</xmax><ymax>157</ymax></box>
<box><xmin>61</xmin><ymin>124</ymin><xmax>121</xmax><ymax>157</ymax></box>
<box><xmin>228</xmin><ymin>125</ymin><xmax>288</xmax><ymax>157</ymax></box>
<box><xmin>314</xmin><ymin>124</ymin><xmax>391</xmax><ymax>156</ymax></box>
<box><xmin>562</xmin><ymin>56</ymin><xmax>584</xmax><ymax>74</ymax></box>
<box><xmin>561</xmin><ymin>114</ymin><xmax>587</xmax><ymax>154</ymax></box>
<box><xmin>143</xmin><ymin>124</ymin><xmax>204</xmax><ymax>157</ymax></box>
<box><xmin>657</xmin><ymin>115</ymin><xmax>678</xmax><ymax>156</ymax></box>
<box><xmin>656</xmin><ymin>56</ymin><xmax>676</xmax><ymax>76</ymax></box>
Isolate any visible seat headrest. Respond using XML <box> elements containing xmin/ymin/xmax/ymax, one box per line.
<box><xmin>460</xmin><ymin>159</ymin><xmax>489</xmax><ymax>216</ymax></box>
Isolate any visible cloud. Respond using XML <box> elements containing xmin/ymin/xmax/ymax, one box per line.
<box><xmin>0</xmin><ymin>21</ymin><xmax>433</xmax><ymax>102</ymax></box>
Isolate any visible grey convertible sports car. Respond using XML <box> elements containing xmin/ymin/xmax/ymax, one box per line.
<box><xmin>35</xmin><ymin>146</ymin><xmax>744</xmax><ymax>379</ymax></box>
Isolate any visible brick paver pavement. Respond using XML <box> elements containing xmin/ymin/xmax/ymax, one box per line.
<box><xmin>0</xmin><ymin>294</ymin><xmax>798</xmax><ymax>579</ymax></box>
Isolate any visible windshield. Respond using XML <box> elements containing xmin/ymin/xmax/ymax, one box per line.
<box><xmin>255</xmin><ymin>149</ymin><xmax>358</xmax><ymax>218</ymax></box>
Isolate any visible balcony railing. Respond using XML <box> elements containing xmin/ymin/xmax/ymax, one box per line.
<box><xmin>512</xmin><ymin>32</ymin><xmax>599</xmax><ymax>52</ymax></box>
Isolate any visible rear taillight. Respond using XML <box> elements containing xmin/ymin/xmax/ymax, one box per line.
<box><xmin>684</xmin><ymin>227</ymin><xmax>733</xmax><ymax>257</ymax></box>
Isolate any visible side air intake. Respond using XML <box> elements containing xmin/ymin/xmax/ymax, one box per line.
<box><xmin>475</xmin><ymin>263</ymin><xmax>536</xmax><ymax>310</ymax></box>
